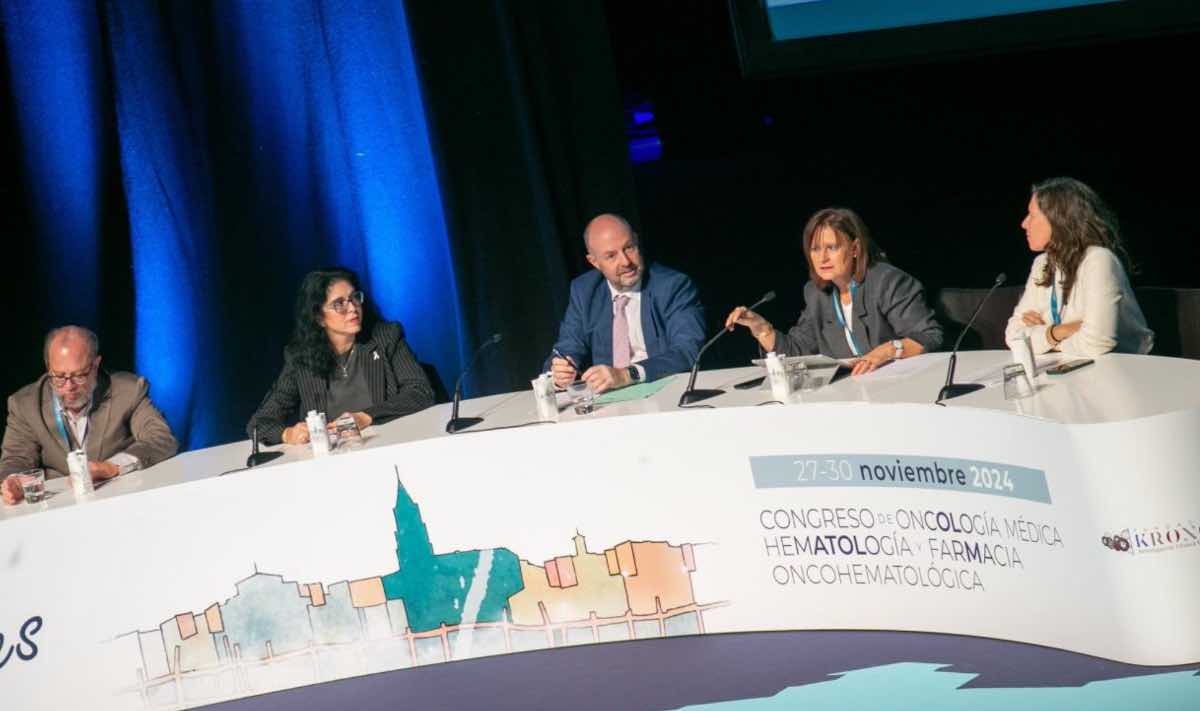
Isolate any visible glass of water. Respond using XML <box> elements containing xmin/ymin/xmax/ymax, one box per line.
<box><xmin>567</xmin><ymin>381</ymin><xmax>595</xmax><ymax>415</ymax></box>
<box><xmin>14</xmin><ymin>468</ymin><xmax>46</xmax><ymax>503</ymax></box>
<box><xmin>786</xmin><ymin>360</ymin><xmax>822</xmax><ymax>392</ymax></box>
<box><xmin>1002</xmin><ymin>363</ymin><xmax>1035</xmax><ymax>400</ymax></box>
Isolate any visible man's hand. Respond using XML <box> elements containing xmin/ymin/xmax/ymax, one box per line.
<box><xmin>582</xmin><ymin>365</ymin><xmax>631</xmax><ymax>394</ymax></box>
<box><xmin>2</xmin><ymin>476</ymin><xmax>24</xmax><ymax>505</ymax></box>
<box><xmin>88</xmin><ymin>460</ymin><xmax>121</xmax><ymax>481</ymax></box>
<box><xmin>282</xmin><ymin>421</ymin><xmax>311</xmax><ymax>445</ymax></box>
<box><xmin>1022</xmin><ymin>310</ymin><xmax>1046</xmax><ymax>327</ymax></box>
<box><xmin>350</xmin><ymin>412</ymin><xmax>372</xmax><ymax>431</ymax></box>
<box><xmin>550</xmin><ymin>357</ymin><xmax>578</xmax><ymax>389</ymax></box>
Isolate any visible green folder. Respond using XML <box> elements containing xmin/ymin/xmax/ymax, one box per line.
<box><xmin>594</xmin><ymin>375</ymin><xmax>677</xmax><ymax>406</ymax></box>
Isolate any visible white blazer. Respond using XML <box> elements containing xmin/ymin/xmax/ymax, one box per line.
<box><xmin>1005</xmin><ymin>246</ymin><xmax>1154</xmax><ymax>357</ymax></box>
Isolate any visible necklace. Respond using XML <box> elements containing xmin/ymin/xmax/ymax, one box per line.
<box><xmin>336</xmin><ymin>345</ymin><xmax>355</xmax><ymax>378</ymax></box>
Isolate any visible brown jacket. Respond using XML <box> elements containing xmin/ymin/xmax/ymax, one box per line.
<box><xmin>1</xmin><ymin>371</ymin><xmax>178</xmax><ymax>479</ymax></box>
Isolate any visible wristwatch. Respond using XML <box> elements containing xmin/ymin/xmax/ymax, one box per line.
<box><xmin>891</xmin><ymin>339</ymin><xmax>903</xmax><ymax>359</ymax></box>
<box><xmin>627</xmin><ymin>366</ymin><xmax>641</xmax><ymax>383</ymax></box>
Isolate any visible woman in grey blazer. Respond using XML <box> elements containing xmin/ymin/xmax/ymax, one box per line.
<box><xmin>726</xmin><ymin>207</ymin><xmax>943</xmax><ymax>375</ymax></box>
<box><xmin>247</xmin><ymin>268</ymin><xmax>434</xmax><ymax>445</ymax></box>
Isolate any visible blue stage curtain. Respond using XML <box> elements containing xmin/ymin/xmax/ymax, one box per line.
<box><xmin>1</xmin><ymin>0</ymin><xmax>106</xmax><ymax>328</ymax></box>
<box><xmin>3</xmin><ymin>0</ymin><xmax>463</xmax><ymax>449</ymax></box>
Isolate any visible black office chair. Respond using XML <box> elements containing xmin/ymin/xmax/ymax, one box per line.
<box><xmin>1133</xmin><ymin>287</ymin><xmax>1200</xmax><ymax>360</ymax></box>
<box><xmin>935</xmin><ymin>286</ymin><xmax>1025</xmax><ymax>350</ymax></box>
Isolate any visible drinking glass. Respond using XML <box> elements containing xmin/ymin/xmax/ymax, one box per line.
<box><xmin>568</xmin><ymin>381</ymin><xmax>595</xmax><ymax>415</ymax></box>
<box><xmin>14</xmin><ymin>468</ymin><xmax>46</xmax><ymax>503</ymax></box>
<box><xmin>788</xmin><ymin>361</ymin><xmax>823</xmax><ymax>392</ymax></box>
<box><xmin>1002</xmin><ymin>363</ymin><xmax>1035</xmax><ymax>400</ymax></box>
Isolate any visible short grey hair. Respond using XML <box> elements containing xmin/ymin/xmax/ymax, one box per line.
<box><xmin>43</xmin><ymin>326</ymin><xmax>101</xmax><ymax>367</ymax></box>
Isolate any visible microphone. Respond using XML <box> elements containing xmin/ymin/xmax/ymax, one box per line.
<box><xmin>936</xmin><ymin>273</ymin><xmax>1006</xmax><ymax>403</ymax></box>
<box><xmin>446</xmin><ymin>333</ymin><xmax>503</xmax><ymax>433</ymax></box>
<box><xmin>679</xmin><ymin>291</ymin><xmax>776</xmax><ymax>406</ymax></box>
<box><xmin>246</xmin><ymin>424</ymin><xmax>284</xmax><ymax>468</ymax></box>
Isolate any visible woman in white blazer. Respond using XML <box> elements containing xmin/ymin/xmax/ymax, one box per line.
<box><xmin>1005</xmin><ymin>177</ymin><xmax>1154</xmax><ymax>357</ymax></box>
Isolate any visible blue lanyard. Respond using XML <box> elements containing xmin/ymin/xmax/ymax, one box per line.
<box><xmin>1049</xmin><ymin>284</ymin><xmax>1062</xmax><ymax>325</ymax></box>
<box><xmin>52</xmin><ymin>395</ymin><xmax>74</xmax><ymax>449</ymax></box>
<box><xmin>52</xmin><ymin>393</ymin><xmax>89</xmax><ymax>450</ymax></box>
<box><xmin>831</xmin><ymin>280</ymin><xmax>863</xmax><ymax>357</ymax></box>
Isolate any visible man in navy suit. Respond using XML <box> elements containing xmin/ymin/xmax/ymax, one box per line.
<box><xmin>548</xmin><ymin>214</ymin><xmax>705</xmax><ymax>393</ymax></box>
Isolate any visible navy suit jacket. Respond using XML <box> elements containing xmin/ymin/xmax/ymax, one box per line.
<box><xmin>548</xmin><ymin>263</ymin><xmax>705</xmax><ymax>382</ymax></box>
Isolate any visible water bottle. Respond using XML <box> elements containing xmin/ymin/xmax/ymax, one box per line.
<box><xmin>305</xmin><ymin>410</ymin><xmax>331</xmax><ymax>456</ymax></box>
<box><xmin>765</xmin><ymin>352</ymin><xmax>792</xmax><ymax>402</ymax></box>
<box><xmin>67</xmin><ymin>448</ymin><xmax>94</xmax><ymax>496</ymax></box>
<box><xmin>531</xmin><ymin>372</ymin><xmax>559</xmax><ymax>421</ymax></box>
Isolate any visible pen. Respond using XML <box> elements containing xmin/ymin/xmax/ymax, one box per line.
<box><xmin>551</xmin><ymin>348</ymin><xmax>578</xmax><ymax>368</ymax></box>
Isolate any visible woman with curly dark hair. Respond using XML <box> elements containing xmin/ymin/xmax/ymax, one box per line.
<box><xmin>247</xmin><ymin>268</ymin><xmax>434</xmax><ymax>445</ymax></box>
<box><xmin>1005</xmin><ymin>178</ymin><xmax>1154</xmax><ymax>356</ymax></box>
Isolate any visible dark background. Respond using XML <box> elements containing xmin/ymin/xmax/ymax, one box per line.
<box><xmin>604</xmin><ymin>1</ymin><xmax>1200</xmax><ymax>367</ymax></box>
<box><xmin>3</xmin><ymin>0</ymin><xmax>1198</xmax><ymax>450</ymax></box>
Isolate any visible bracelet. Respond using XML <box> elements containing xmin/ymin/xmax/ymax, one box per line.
<box><xmin>1046</xmin><ymin>324</ymin><xmax>1059</xmax><ymax>347</ymax></box>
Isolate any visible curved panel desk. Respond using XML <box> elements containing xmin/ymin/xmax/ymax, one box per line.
<box><xmin>4</xmin><ymin>352</ymin><xmax>1199</xmax><ymax>710</ymax></box>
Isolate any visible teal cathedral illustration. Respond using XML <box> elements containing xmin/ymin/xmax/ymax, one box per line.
<box><xmin>381</xmin><ymin>483</ymin><xmax>523</xmax><ymax>632</ymax></box>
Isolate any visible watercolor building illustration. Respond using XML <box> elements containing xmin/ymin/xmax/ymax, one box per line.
<box><xmin>117</xmin><ymin>478</ymin><xmax>724</xmax><ymax>709</ymax></box>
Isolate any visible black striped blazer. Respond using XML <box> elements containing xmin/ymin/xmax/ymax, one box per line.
<box><xmin>247</xmin><ymin>322</ymin><xmax>435</xmax><ymax>444</ymax></box>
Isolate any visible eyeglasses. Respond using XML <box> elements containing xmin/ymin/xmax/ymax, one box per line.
<box><xmin>47</xmin><ymin>364</ymin><xmax>96</xmax><ymax>387</ymax></box>
<box><xmin>324</xmin><ymin>291</ymin><xmax>365</xmax><ymax>315</ymax></box>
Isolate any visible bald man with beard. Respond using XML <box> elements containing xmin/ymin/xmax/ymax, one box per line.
<box><xmin>546</xmin><ymin>214</ymin><xmax>706</xmax><ymax>393</ymax></box>
<box><xmin>1</xmin><ymin>326</ymin><xmax>178</xmax><ymax>504</ymax></box>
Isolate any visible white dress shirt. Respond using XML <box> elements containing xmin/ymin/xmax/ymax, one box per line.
<box><xmin>608</xmin><ymin>281</ymin><xmax>648</xmax><ymax>380</ymax></box>
<box><xmin>60</xmin><ymin>400</ymin><xmax>141</xmax><ymax>474</ymax></box>
<box><xmin>1005</xmin><ymin>246</ymin><xmax>1154</xmax><ymax>357</ymax></box>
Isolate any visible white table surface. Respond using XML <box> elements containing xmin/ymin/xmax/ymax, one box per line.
<box><xmin>4</xmin><ymin>351</ymin><xmax>1198</xmax><ymax>521</ymax></box>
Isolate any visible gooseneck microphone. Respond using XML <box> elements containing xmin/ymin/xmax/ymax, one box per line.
<box><xmin>679</xmin><ymin>291</ymin><xmax>776</xmax><ymax>406</ymax></box>
<box><xmin>246</xmin><ymin>375</ymin><xmax>286</xmax><ymax>469</ymax></box>
<box><xmin>936</xmin><ymin>273</ymin><xmax>1006</xmax><ymax>403</ymax></box>
<box><xmin>246</xmin><ymin>424</ymin><xmax>284</xmax><ymax>468</ymax></box>
<box><xmin>446</xmin><ymin>333</ymin><xmax>503</xmax><ymax>433</ymax></box>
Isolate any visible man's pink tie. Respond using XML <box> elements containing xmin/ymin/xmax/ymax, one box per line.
<box><xmin>612</xmin><ymin>295</ymin><xmax>631</xmax><ymax>368</ymax></box>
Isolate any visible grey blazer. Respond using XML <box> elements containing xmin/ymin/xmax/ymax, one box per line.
<box><xmin>1</xmin><ymin>371</ymin><xmax>178</xmax><ymax>479</ymax></box>
<box><xmin>774</xmin><ymin>262</ymin><xmax>944</xmax><ymax>359</ymax></box>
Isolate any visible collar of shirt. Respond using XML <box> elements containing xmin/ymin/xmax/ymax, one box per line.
<box><xmin>606</xmin><ymin>278</ymin><xmax>642</xmax><ymax>298</ymax></box>
<box><xmin>61</xmin><ymin>400</ymin><xmax>92</xmax><ymax>448</ymax></box>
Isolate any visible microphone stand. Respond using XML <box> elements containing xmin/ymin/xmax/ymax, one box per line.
<box><xmin>937</xmin><ymin>273</ymin><xmax>1007</xmax><ymax>403</ymax></box>
<box><xmin>246</xmin><ymin>425</ymin><xmax>284</xmax><ymax>468</ymax></box>
<box><xmin>446</xmin><ymin>334</ymin><xmax>503</xmax><ymax>433</ymax></box>
<box><xmin>679</xmin><ymin>291</ymin><xmax>776</xmax><ymax>406</ymax></box>
<box><xmin>246</xmin><ymin>373</ymin><xmax>286</xmax><ymax>468</ymax></box>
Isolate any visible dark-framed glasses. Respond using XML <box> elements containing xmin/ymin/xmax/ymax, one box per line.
<box><xmin>325</xmin><ymin>291</ymin><xmax>365</xmax><ymax>315</ymax></box>
<box><xmin>47</xmin><ymin>364</ymin><xmax>96</xmax><ymax>387</ymax></box>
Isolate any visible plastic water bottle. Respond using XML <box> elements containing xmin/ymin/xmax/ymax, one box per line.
<box><xmin>1011</xmin><ymin>333</ymin><xmax>1037</xmax><ymax>386</ymax></box>
<box><xmin>531</xmin><ymin>372</ymin><xmax>559</xmax><ymax>421</ymax></box>
<box><xmin>765</xmin><ymin>352</ymin><xmax>792</xmax><ymax>402</ymax></box>
<box><xmin>67</xmin><ymin>448</ymin><xmax>93</xmax><ymax>496</ymax></box>
<box><xmin>305</xmin><ymin>410</ymin><xmax>331</xmax><ymax>456</ymax></box>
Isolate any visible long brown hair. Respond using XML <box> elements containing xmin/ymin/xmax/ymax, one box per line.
<box><xmin>802</xmin><ymin>207</ymin><xmax>884</xmax><ymax>290</ymax></box>
<box><xmin>1032</xmin><ymin>177</ymin><xmax>1134</xmax><ymax>304</ymax></box>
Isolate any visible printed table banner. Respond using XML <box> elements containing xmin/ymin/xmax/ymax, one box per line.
<box><xmin>2</xmin><ymin>403</ymin><xmax>1198</xmax><ymax>710</ymax></box>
